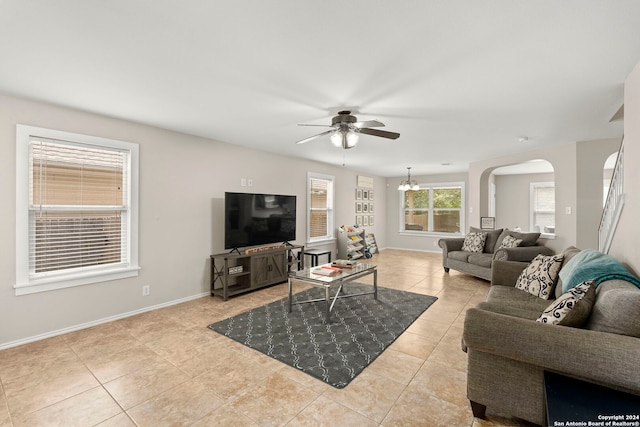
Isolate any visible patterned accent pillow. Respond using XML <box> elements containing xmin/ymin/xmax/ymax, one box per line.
<box><xmin>498</xmin><ymin>235</ymin><xmax>523</xmax><ymax>249</ymax></box>
<box><xmin>515</xmin><ymin>253</ymin><xmax>565</xmax><ymax>300</ymax></box>
<box><xmin>461</xmin><ymin>232</ymin><xmax>486</xmax><ymax>253</ymax></box>
<box><xmin>537</xmin><ymin>280</ymin><xmax>596</xmax><ymax>327</ymax></box>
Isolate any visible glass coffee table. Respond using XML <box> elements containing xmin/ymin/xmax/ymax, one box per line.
<box><xmin>288</xmin><ymin>263</ymin><xmax>377</xmax><ymax>322</ymax></box>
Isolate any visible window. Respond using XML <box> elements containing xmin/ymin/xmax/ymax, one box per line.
<box><xmin>530</xmin><ymin>182</ymin><xmax>555</xmax><ymax>234</ymax></box>
<box><xmin>307</xmin><ymin>173</ymin><xmax>334</xmax><ymax>243</ymax></box>
<box><xmin>401</xmin><ymin>183</ymin><xmax>464</xmax><ymax>234</ymax></box>
<box><xmin>15</xmin><ymin>125</ymin><xmax>139</xmax><ymax>295</ymax></box>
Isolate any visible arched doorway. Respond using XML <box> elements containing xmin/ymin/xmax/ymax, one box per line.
<box><xmin>491</xmin><ymin>159</ymin><xmax>555</xmax><ymax>236</ymax></box>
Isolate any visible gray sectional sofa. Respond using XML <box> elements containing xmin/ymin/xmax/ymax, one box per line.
<box><xmin>463</xmin><ymin>247</ymin><xmax>640</xmax><ymax>425</ymax></box>
<box><xmin>438</xmin><ymin>228</ymin><xmax>554</xmax><ymax>281</ymax></box>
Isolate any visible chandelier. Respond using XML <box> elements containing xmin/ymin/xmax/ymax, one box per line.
<box><xmin>398</xmin><ymin>167</ymin><xmax>420</xmax><ymax>191</ymax></box>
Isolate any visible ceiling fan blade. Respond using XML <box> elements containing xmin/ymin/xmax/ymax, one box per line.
<box><xmin>296</xmin><ymin>129</ymin><xmax>335</xmax><ymax>144</ymax></box>
<box><xmin>353</xmin><ymin>120</ymin><xmax>384</xmax><ymax>128</ymax></box>
<box><xmin>298</xmin><ymin>123</ymin><xmax>334</xmax><ymax>127</ymax></box>
<box><xmin>358</xmin><ymin>128</ymin><xmax>400</xmax><ymax>139</ymax></box>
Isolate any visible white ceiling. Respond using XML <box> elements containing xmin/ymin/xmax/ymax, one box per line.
<box><xmin>1</xmin><ymin>1</ymin><xmax>639</xmax><ymax>178</ymax></box>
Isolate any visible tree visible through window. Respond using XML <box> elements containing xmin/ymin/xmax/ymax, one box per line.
<box><xmin>402</xmin><ymin>184</ymin><xmax>463</xmax><ymax>233</ymax></box>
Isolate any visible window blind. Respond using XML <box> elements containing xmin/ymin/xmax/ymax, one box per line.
<box><xmin>309</xmin><ymin>178</ymin><xmax>329</xmax><ymax>238</ymax></box>
<box><xmin>29</xmin><ymin>138</ymin><xmax>129</xmax><ymax>276</ymax></box>
<box><xmin>532</xmin><ymin>184</ymin><xmax>555</xmax><ymax>229</ymax></box>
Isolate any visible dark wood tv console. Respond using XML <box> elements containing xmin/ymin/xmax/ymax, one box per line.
<box><xmin>210</xmin><ymin>244</ymin><xmax>304</xmax><ymax>300</ymax></box>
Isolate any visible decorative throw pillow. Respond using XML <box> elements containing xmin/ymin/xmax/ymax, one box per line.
<box><xmin>537</xmin><ymin>280</ymin><xmax>596</xmax><ymax>327</ymax></box>
<box><xmin>461</xmin><ymin>232</ymin><xmax>486</xmax><ymax>253</ymax></box>
<box><xmin>470</xmin><ymin>227</ymin><xmax>503</xmax><ymax>253</ymax></box>
<box><xmin>497</xmin><ymin>235</ymin><xmax>522</xmax><ymax>249</ymax></box>
<box><xmin>515</xmin><ymin>253</ymin><xmax>565</xmax><ymax>299</ymax></box>
<box><xmin>495</xmin><ymin>229</ymin><xmax>540</xmax><ymax>248</ymax></box>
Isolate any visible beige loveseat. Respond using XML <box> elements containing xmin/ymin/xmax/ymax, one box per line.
<box><xmin>438</xmin><ymin>228</ymin><xmax>553</xmax><ymax>281</ymax></box>
<box><xmin>463</xmin><ymin>247</ymin><xmax>640</xmax><ymax>425</ymax></box>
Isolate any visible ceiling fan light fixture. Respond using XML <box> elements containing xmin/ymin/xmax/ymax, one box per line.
<box><xmin>296</xmin><ymin>111</ymin><xmax>399</xmax><ymax>148</ymax></box>
<box><xmin>330</xmin><ymin>131</ymin><xmax>343</xmax><ymax>147</ymax></box>
<box><xmin>398</xmin><ymin>167</ymin><xmax>419</xmax><ymax>191</ymax></box>
<box><xmin>330</xmin><ymin>129</ymin><xmax>359</xmax><ymax>149</ymax></box>
<box><xmin>346</xmin><ymin>131</ymin><xmax>359</xmax><ymax>148</ymax></box>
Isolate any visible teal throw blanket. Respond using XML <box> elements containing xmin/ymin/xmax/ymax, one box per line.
<box><xmin>559</xmin><ymin>249</ymin><xmax>640</xmax><ymax>292</ymax></box>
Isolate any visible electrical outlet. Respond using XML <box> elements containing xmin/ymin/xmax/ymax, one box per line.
<box><xmin>240</xmin><ymin>178</ymin><xmax>247</xmax><ymax>187</ymax></box>
<box><xmin>247</xmin><ymin>178</ymin><xmax>253</xmax><ymax>187</ymax></box>
<box><xmin>142</xmin><ymin>285</ymin><xmax>150</xmax><ymax>296</ymax></box>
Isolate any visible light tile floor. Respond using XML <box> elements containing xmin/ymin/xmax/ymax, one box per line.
<box><xmin>0</xmin><ymin>250</ymin><xmax>536</xmax><ymax>426</ymax></box>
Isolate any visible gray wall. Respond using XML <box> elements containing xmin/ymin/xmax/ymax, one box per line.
<box><xmin>494</xmin><ymin>172</ymin><xmax>555</xmax><ymax>232</ymax></box>
<box><xmin>576</xmin><ymin>138</ymin><xmax>622</xmax><ymax>249</ymax></box>
<box><xmin>0</xmin><ymin>92</ymin><xmax>387</xmax><ymax>347</ymax></box>
<box><xmin>609</xmin><ymin>62</ymin><xmax>640</xmax><ymax>276</ymax></box>
<box><xmin>388</xmin><ymin>137</ymin><xmax>617</xmax><ymax>256</ymax></box>
<box><xmin>468</xmin><ymin>134</ymin><xmax>626</xmax><ymax>254</ymax></box>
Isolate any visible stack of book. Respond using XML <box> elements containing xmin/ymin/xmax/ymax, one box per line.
<box><xmin>331</xmin><ymin>259</ymin><xmax>357</xmax><ymax>268</ymax></box>
<box><xmin>312</xmin><ymin>266</ymin><xmax>341</xmax><ymax>276</ymax></box>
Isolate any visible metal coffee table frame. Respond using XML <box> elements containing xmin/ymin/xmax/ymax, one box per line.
<box><xmin>288</xmin><ymin>263</ymin><xmax>377</xmax><ymax>322</ymax></box>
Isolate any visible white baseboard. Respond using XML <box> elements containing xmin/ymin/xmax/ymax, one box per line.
<box><xmin>0</xmin><ymin>292</ymin><xmax>210</xmax><ymax>350</ymax></box>
<box><xmin>381</xmin><ymin>246</ymin><xmax>441</xmax><ymax>254</ymax></box>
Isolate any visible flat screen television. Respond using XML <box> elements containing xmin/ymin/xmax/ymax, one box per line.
<box><xmin>224</xmin><ymin>192</ymin><xmax>297</xmax><ymax>249</ymax></box>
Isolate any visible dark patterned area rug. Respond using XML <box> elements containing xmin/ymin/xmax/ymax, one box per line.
<box><xmin>208</xmin><ymin>283</ymin><xmax>437</xmax><ymax>388</ymax></box>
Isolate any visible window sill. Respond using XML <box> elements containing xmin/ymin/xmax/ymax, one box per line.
<box><xmin>539</xmin><ymin>233</ymin><xmax>556</xmax><ymax>240</ymax></box>
<box><xmin>399</xmin><ymin>231</ymin><xmax>462</xmax><ymax>238</ymax></box>
<box><xmin>306</xmin><ymin>238</ymin><xmax>337</xmax><ymax>248</ymax></box>
<box><xmin>14</xmin><ymin>266</ymin><xmax>141</xmax><ymax>296</ymax></box>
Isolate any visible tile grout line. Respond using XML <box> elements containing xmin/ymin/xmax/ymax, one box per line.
<box><xmin>0</xmin><ymin>252</ymin><xmax>506</xmax><ymax>426</ymax></box>
<box><xmin>0</xmin><ymin>376</ymin><xmax>15</xmax><ymax>427</ymax></box>
<box><xmin>66</xmin><ymin>338</ymin><xmax>138</xmax><ymax>426</ymax></box>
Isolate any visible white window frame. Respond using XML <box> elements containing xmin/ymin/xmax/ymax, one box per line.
<box><xmin>529</xmin><ymin>181</ymin><xmax>555</xmax><ymax>237</ymax></box>
<box><xmin>15</xmin><ymin>125</ymin><xmax>140</xmax><ymax>295</ymax></box>
<box><xmin>399</xmin><ymin>182</ymin><xmax>465</xmax><ymax>236</ymax></box>
<box><xmin>306</xmin><ymin>172</ymin><xmax>335</xmax><ymax>244</ymax></box>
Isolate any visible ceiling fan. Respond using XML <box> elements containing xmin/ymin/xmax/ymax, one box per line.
<box><xmin>296</xmin><ymin>110</ymin><xmax>400</xmax><ymax>149</ymax></box>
